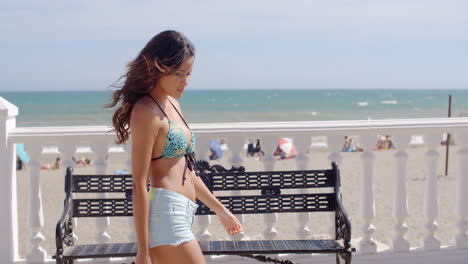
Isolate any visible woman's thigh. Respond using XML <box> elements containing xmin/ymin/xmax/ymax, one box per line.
<box><xmin>149</xmin><ymin>239</ymin><xmax>206</xmax><ymax>264</ymax></box>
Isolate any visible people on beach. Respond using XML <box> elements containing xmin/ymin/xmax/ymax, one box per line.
<box><xmin>247</xmin><ymin>139</ymin><xmax>265</xmax><ymax>158</ymax></box>
<box><xmin>273</xmin><ymin>138</ymin><xmax>297</xmax><ymax>160</ymax></box>
<box><xmin>40</xmin><ymin>156</ymin><xmax>62</xmax><ymax>170</ymax></box>
<box><xmin>441</xmin><ymin>133</ymin><xmax>455</xmax><ymax>146</ymax></box>
<box><xmin>341</xmin><ymin>136</ymin><xmax>351</xmax><ymax>152</ymax></box>
<box><xmin>72</xmin><ymin>156</ymin><xmax>92</xmax><ymax>167</ymax></box>
<box><xmin>209</xmin><ymin>140</ymin><xmax>223</xmax><ymax>160</ymax></box>
<box><xmin>106</xmin><ymin>30</ymin><xmax>241</xmax><ymax>264</ymax></box>
<box><xmin>376</xmin><ymin>134</ymin><xmax>395</xmax><ymax>150</ymax></box>
<box><xmin>53</xmin><ymin>157</ymin><xmax>61</xmax><ymax>169</ymax></box>
<box><xmin>16</xmin><ymin>155</ymin><xmax>25</xmax><ymax>170</ymax></box>
<box><xmin>341</xmin><ymin>136</ymin><xmax>363</xmax><ymax>152</ymax></box>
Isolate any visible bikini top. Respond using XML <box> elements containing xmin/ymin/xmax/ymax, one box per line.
<box><xmin>147</xmin><ymin>94</ymin><xmax>198</xmax><ymax>185</ymax></box>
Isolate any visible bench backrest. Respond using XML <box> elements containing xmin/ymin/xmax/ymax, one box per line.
<box><xmin>65</xmin><ymin>161</ymin><xmax>341</xmax><ymax>218</ymax></box>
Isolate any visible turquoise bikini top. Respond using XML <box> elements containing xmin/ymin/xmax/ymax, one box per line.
<box><xmin>147</xmin><ymin>94</ymin><xmax>198</xmax><ymax>186</ymax></box>
<box><xmin>147</xmin><ymin>94</ymin><xmax>195</xmax><ymax>160</ymax></box>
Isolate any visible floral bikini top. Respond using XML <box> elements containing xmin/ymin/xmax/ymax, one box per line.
<box><xmin>147</xmin><ymin>94</ymin><xmax>197</xmax><ymax>185</ymax></box>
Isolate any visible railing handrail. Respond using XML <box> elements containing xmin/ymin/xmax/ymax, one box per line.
<box><xmin>8</xmin><ymin>117</ymin><xmax>468</xmax><ymax>142</ymax></box>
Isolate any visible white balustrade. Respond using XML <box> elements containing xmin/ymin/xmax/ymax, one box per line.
<box><xmin>260</xmin><ymin>135</ymin><xmax>279</xmax><ymax>240</ymax></box>
<box><xmin>294</xmin><ymin>134</ymin><xmax>312</xmax><ymax>240</ymax></box>
<box><xmin>423</xmin><ymin>133</ymin><xmax>441</xmax><ymax>251</ymax></box>
<box><xmin>455</xmin><ymin>131</ymin><xmax>468</xmax><ymax>249</ymax></box>
<box><xmin>392</xmin><ymin>134</ymin><xmax>411</xmax><ymax>252</ymax></box>
<box><xmin>0</xmin><ymin>97</ymin><xmax>19</xmax><ymax>263</ymax></box>
<box><xmin>58</xmin><ymin>144</ymin><xmax>79</xmax><ymax>243</ymax></box>
<box><xmin>90</xmin><ymin>143</ymin><xmax>112</xmax><ymax>244</ymax></box>
<box><xmin>2</xmin><ymin>95</ymin><xmax>468</xmax><ymax>263</ymax></box>
<box><xmin>123</xmin><ymin>143</ymin><xmax>136</xmax><ymax>243</ymax></box>
<box><xmin>359</xmin><ymin>133</ymin><xmax>377</xmax><ymax>254</ymax></box>
<box><xmin>193</xmin><ymin>135</ymin><xmax>213</xmax><ymax>242</ymax></box>
<box><xmin>227</xmin><ymin>135</ymin><xmax>246</xmax><ymax>241</ymax></box>
<box><xmin>25</xmin><ymin>143</ymin><xmax>47</xmax><ymax>263</ymax></box>
<box><xmin>327</xmin><ymin>134</ymin><xmax>344</xmax><ymax>239</ymax></box>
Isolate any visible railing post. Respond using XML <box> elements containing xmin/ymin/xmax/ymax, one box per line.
<box><xmin>294</xmin><ymin>134</ymin><xmax>312</xmax><ymax>239</ymax></box>
<box><xmin>91</xmin><ymin>143</ymin><xmax>112</xmax><ymax>247</ymax></box>
<box><xmin>454</xmin><ymin>131</ymin><xmax>468</xmax><ymax>248</ymax></box>
<box><xmin>228</xmin><ymin>135</ymin><xmax>247</xmax><ymax>241</ymax></box>
<box><xmin>423</xmin><ymin>132</ymin><xmax>441</xmax><ymax>251</ymax></box>
<box><xmin>193</xmin><ymin>135</ymin><xmax>211</xmax><ymax>240</ymax></box>
<box><xmin>194</xmin><ymin>135</ymin><xmax>213</xmax><ymax>263</ymax></box>
<box><xmin>392</xmin><ymin>134</ymin><xmax>410</xmax><ymax>252</ymax></box>
<box><xmin>25</xmin><ymin>143</ymin><xmax>47</xmax><ymax>263</ymax></box>
<box><xmin>260</xmin><ymin>135</ymin><xmax>279</xmax><ymax>240</ymax></box>
<box><xmin>327</xmin><ymin>134</ymin><xmax>344</xmax><ymax>239</ymax></box>
<box><xmin>0</xmin><ymin>97</ymin><xmax>19</xmax><ymax>263</ymax></box>
<box><xmin>359</xmin><ymin>133</ymin><xmax>377</xmax><ymax>254</ymax></box>
<box><xmin>122</xmin><ymin>143</ymin><xmax>136</xmax><ymax>243</ymax></box>
<box><xmin>58</xmin><ymin>144</ymin><xmax>79</xmax><ymax>243</ymax></box>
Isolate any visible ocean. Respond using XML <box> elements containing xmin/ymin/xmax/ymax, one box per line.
<box><xmin>1</xmin><ymin>90</ymin><xmax>468</xmax><ymax>127</ymax></box>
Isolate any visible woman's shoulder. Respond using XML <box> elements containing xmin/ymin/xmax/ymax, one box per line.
<box><xmin>131</xmin><ymin>96</ymin><xmax>164</xmax><ymax>126</ymax></box>
<box><xmin>169</xmin><ymin>96</ymin><xmax>181</xmax><ymax>110</ymax></box>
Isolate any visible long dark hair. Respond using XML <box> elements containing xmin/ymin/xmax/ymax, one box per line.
<box><xmin>105</xmin><ymin>30</ymin><xmax>195</xmax><ymax>144</ymax></box>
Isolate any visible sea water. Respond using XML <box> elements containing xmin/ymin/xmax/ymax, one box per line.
<box><xmin>1</xmin><ymin>89</ymin><xmax>467</xmax><ymax>127</ymax></box>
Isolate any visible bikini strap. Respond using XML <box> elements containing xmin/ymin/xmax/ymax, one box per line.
<box><xmin>168</xmin><ymin>99</ymin><xmax>189</xmax><ymax>128</ymax></box>
<box><xmin>147</xmin><ymin>94</ymin><xmax>169</xmax><ymax>119</ymax></box>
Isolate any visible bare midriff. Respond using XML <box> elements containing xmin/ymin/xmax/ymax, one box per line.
<box><xmin>149</xmin><ymin>157</ymin><xmax>197</xmax><ymax>202</ymax></box>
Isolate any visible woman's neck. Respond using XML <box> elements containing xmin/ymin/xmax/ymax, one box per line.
<box><xmin>148</xmin><ymin>87</ymin><xmax>169</xmax><ymax>104</ymax></box>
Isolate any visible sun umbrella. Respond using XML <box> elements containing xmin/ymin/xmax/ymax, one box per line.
<box><xmin>278</xmin><ymin>137</ymin><xmax>295</xmax><ymax>155</ymax></box>
<box><xmin>210</xmin><ymin>140</ymin><xmax>223</xmax><ymax>159</ymax></box>
<box><xmin>15</xmin><ymin>143</ymin><xmax>30</xmax><ymax>164</ymax></box>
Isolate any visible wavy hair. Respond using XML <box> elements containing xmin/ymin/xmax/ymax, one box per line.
<box><xmin>105</xmin><ymin>30</ymin><xmax>195</xmax><ymax>144</ymax></box>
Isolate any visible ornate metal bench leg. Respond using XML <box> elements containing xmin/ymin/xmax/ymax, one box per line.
<box><xmin>345</xmin><ymin>252</ymin><xmax>351</xmax><ymax>264</ymax></box>
<box><xmin>240</xmin><ymin>254</ymin><xmax>295</xmax><ymax>264</ymax></box>
<box><xmin>339</xmin><ymin>252</ymin><xmax>352</xmax><ymax>264</ymax></box>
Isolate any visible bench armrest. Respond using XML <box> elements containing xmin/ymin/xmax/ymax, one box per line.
<box><xmin>335</xmin><ymin>192</ymin><xmax>352</xmax><ymax>249</ymax></box>
<box><xmin>55</xmin><ymin>167</ymin><xmax>74</xmax><ymax>260</ymax></box>
<box><xmin>333</xmin><ymin>162</ymin><xmax>352</xmax><ymax>249</ymax></box>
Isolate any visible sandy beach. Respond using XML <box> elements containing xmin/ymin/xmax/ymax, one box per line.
<box><xmin>16</xmin><ymin>145</ymin><xmax>459</xmax><ymax>258</ymax></box>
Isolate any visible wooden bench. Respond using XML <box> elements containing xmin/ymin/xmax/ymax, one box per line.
<box><xmin>54</xmin><ymin>161</ymin><xmax>354</xmax><ymax>264</ymax></box>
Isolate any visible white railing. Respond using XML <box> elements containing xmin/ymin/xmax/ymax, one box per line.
<box><xmin>1</xmin><ymin>97</ymin><xmax>468</xmax><ymax>263</ymax></box>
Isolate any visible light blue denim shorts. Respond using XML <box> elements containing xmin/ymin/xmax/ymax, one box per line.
<box><xmin>148</xmin><ymin>187</ymin><xmax>199</xmax><ymax>248</ymax></box>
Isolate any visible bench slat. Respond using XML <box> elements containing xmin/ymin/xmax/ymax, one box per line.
<box><xmin>207</xmin><ymin>170</ymin><xmax>335</xmax><ymax>191</ymax></box>
<box><xmin>72</xmin><ymin>193</ymin><xmax>335</xmax><ymax>217</ymax></box>
<box><xmin>63</xmin><ymin>240</ymin><xmax>346</xmax><ymax>259</ymax></box>
<box><xmin>63</xmin><ymin>243</ymin><xmax>137</xmax><ymax>259</ymax></box>
<box><xmin>200</xmin><ymin>240</ymin><xmax>346</xmax><ymax>255</ymax></box>
<box><xmin>71</xmin><ymin>169</ymin><xmax>335</xmax><ymax>193</ymax></box>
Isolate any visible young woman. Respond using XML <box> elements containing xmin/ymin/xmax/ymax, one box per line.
<box><xmin>107</xmin><ymin>30</ymin><xmax>242</xmax><ymax>264</ymax></box>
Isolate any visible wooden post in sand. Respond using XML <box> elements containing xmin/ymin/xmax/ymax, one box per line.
<box><xmin>445</xmin><ymin>95</ymin><xmax>452</xmax><ymax>176</ymax></box>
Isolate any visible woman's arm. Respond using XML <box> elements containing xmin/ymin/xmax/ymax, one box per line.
<box><xmin>130</xmin><ymin>102</ymin><xmax>157</xmax><ymax>256</ymax></box>
<box><xmin>193</xmin><ymin>176</ymin><xmax>242</xmax><ymax>235</ymax></box>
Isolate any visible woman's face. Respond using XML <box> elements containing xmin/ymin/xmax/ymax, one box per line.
<box><xmin>157</xmin><ymin>56</ymin><xmax>194</xmax><ymax>99</ymax></box>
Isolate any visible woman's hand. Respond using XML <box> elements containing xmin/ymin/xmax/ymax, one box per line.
<box><xmin>216</xmin><ymin>209</ymin><xmax>243</xmax><ymax>235</ymax></box>
<box><xmin>135</xmin><ymin>251</ymin><xmax>152</xmax><ymax>264</ymax></box>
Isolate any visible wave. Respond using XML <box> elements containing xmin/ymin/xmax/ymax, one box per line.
<box><xmin>381</xmin><ymin>100</ymin><xmax>398</xmax><ymax>104</ymax></box>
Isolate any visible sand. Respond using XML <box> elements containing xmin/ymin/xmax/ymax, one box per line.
<box><xmin>16</xmin><ymin>145</ymin><xmax>460</xmax><ymax>258</ymax></box>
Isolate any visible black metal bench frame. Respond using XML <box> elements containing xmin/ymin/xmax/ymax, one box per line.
<box><xmin>54</xmin><ymin>161</ymin><xmax>354</xmax><ymax>264</ymax></box>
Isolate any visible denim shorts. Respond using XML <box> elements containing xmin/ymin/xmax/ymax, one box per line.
<box><xmin>148</xmin><ymin>187</ymin><xmax>199</xmax><ymax>248</ymax></box>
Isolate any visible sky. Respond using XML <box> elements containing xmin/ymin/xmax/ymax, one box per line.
<box><xmin>0</xmin><ymin>0</ymin><xmax>467</xmax><ymax>92</ymax></box>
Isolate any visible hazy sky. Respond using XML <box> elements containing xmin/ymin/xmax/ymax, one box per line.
<box><xmin>1</xmin><ymin>0</ymin><xmax>467</xmax><ymax>91</ymax></box>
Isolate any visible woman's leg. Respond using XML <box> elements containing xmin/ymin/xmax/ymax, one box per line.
<box><xmin>149</xmin><ymin>240</ymin><xmax>206</xmax><ymax>264</ymax></box>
